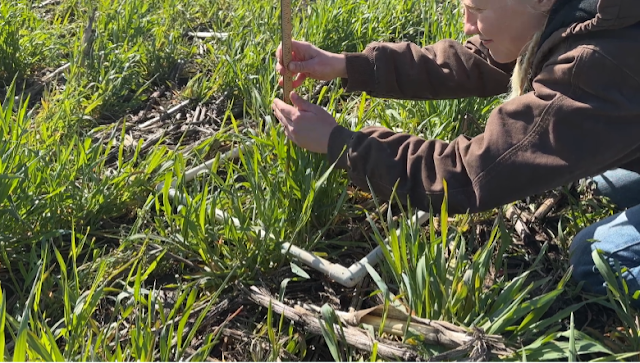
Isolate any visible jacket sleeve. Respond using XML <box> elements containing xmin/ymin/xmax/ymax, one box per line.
<box><xmin>340</xmin><ymin>36</ymin><xmax>515</xmax><ymax>100</ymax></box>
<box><xmin>327</xmin><ymin>46</ymin><xmax>640</xmax><ymax>214</ymax></box>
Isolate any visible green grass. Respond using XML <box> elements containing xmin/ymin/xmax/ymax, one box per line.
<box><xmin>0</xmin><ymin>0</ymin><xmax>638</xmax><ymax>361</ymax></box>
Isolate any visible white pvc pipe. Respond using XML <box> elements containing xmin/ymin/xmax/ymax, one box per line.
<box><xmin>157</xmin><ymin>141</ymin><xmax>430</xmax><ymax>288</ymax></box>
<box><xmin>167</xmin><ymin>183</ymin><xmax>429</xmax><ymax>287</ymax></box>
<box><xmin>156</xmin><ymin>143</ymin><xmax>249</xmax><ymax>192</ymax></box>
<box><xmin>280</xmin><ymin>243</ymin><xmax>381</xmax><ymax>287</ymax></box>
<box><xmin>182</xmin><ymin>145</ymin><xmax>246</xmax><ymax>183</ymax></box>
<box><xmin>205</xmin><ymin>207</ymin><xmax>428</xmax><ymax>287</ymax></box>
<box><xmin>281</xmin><ymin>210</ymin><xmax>430</xmax><ymax>287</ymax></box>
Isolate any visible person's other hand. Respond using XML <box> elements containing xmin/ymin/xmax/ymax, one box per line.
<box><xmin>276</xmin><ymin>40</ymin><xmax>347</xmax><ymax>89</ymax></box>
<box><xmin>271</xmin><ymin>91</ymin><xmax>338</xmax><ymax>154</ymax></box>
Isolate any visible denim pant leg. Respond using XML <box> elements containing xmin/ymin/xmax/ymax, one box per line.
<box><xmin>570</xmin><ymin>169</ymin><xmax>640</xmax><ymax>302</ymax></box>
<box><xmin>592</xmin><ymin>168</ymin><xmax>640</xmax><ymax>210</ymax></box>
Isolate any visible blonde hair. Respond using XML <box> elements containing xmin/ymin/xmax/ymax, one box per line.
<box><xmin>507</xmin><ymin>30</ymin><xmax>543</xmax><ymax>100</ymax></box>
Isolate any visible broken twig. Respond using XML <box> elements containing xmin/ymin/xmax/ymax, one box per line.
<box><xmin>534</xmin><ymin>190</ymin><xmax>563</xmax><ymax>222</ymax></box>
<box><xmin>14</xmin><ymin>62</ymin><xmax>70</xmax><ymax>104</ymax></box>
<box><xmin>138</xmin><ymin>100</ymin><xmax>191</xmax><ymax>130</ymax></box>
<box><xmin>247</xmin><ymin>286</ymin><xmax>513</xmax><ymax>361</ymax></box>
<box><xmin>505</xmin><ymin>205</ymin><xmax>531</xmax><ymax>241</ymax></box>
<box><xmin>246</xmin><ymin>286</ymin><xmax>421</xmax><ymax>361</ymax></box>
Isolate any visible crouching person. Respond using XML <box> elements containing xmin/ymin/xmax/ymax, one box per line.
<box><xmin>271</xmin><ymin>0</ymin><xmax>640</xmax><ymax>303</ymax></box>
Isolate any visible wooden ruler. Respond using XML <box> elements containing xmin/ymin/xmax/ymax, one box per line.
<box><xmin>280</xmin><ymin>0</ymin><xmax>293</xmax><ymax>104</ymax></box>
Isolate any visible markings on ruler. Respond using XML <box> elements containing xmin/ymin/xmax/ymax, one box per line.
<box><xmin>281</xmin><ymin>0</ymin><xmax>293</xmax><ymax>104</ymax></box>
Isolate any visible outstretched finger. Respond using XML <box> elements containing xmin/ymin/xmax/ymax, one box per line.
<box><xmin>279</xmin><ymin>117</ymin><xmax>294</xmax><ymax>141</ymax></box>
<box><xmin>272</xmin><ymin>103</ymin><xmax>295</xmax><ymax>138</ymax></box>
<box><xmin>278</xmin><ymin>73</ymin><xmax>306</xmax><ymax>88</ymax></box>
<box><xmin>278</xmin><ymin>76</ymin><xmax>290</xmax><ymax>87</ymax></box>
<box><xmin>272</xmin><ymin>101</ymin><xmax>288</xmax><ymax>123</ymax></box>
<box><xmin>272</xmin><ymin>98</ymin><xmax>298</xmax><ymax>120</ymax></box>
<box><xmin>276</xmin><ymin>43</ymin><xmax>282</xmax><ymax>63</ymax></box>
<box><xmin>292</xmin><ymin>73</ymin><xmax>308</xmax><ymax>88</ymax></box>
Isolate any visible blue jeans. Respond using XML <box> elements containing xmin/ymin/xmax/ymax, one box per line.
<box><xmin>569</xmin><ymin>168</ymin><xmax>640</xmax><ymax>305</ymax></box>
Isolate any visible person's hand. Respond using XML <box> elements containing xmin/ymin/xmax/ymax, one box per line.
<box><xmin>271</xmin><ymin>91</ymin><xmax>338</xmax><ymax>154</ymax></box>
<box><xmin>276</xmin><ymin>40</ymin><xmax>347</xmax><ymax>89</ymax></box>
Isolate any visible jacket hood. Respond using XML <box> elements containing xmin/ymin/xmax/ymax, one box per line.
<box><xmin>539</xmin><ymin>0</ymin><xmax>598</xmax><ymax>47</ymax></box>
<box><xmin>532</xmin><ymin>0</ymin><xmax>639</xmax><ymax>77</ymax></box>
<box><xmin>541</xmin><ymin>0</ymin><xmax>640</xmax><ymax>45</ymax></box>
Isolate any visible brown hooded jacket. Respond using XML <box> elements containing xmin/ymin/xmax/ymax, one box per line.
<box><xmin>327</xmin><ymin>0</ymin><xmax>640</xmax><ymax>214</ymax></box>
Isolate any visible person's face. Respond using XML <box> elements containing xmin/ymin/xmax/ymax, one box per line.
<box><xmin>462</xmin><ymin>0</ymin><xmax>552</xmax><ymax>63</ymax></box>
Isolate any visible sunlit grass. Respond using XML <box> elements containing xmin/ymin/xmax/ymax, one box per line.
<box><xmin>0</xmin><ymin>0</ymin><xmax>636</xmax><ymax>361</ymax></box>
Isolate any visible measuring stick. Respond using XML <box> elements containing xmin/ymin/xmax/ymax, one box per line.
<box><xmin>281</xmin><ymin>0</ymin><xmax>293</xmax><ymax>104</ymax></box>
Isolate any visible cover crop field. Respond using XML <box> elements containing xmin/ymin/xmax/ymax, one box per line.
<box><xmin>0</xmin><ymin>0</ymin><xmax>638</xmax><ymax>361</ymax></box>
